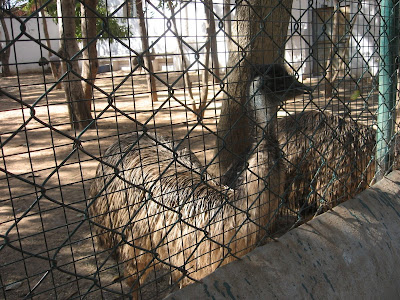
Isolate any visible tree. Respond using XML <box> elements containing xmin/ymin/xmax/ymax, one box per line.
<box><xmin>223</xmin><ymin>0</ymin><xmax>231</xmax><ymax>46</ymax></box>
<box><xmin>213</xmin><ymin>0</ymin><xmax>294</xmax><ymax>176</ymax></box>
<box><xmin>17</xmin><ymin>0</ymin><xmax>63</xmax><ymax>87</ymax></box>
<box><xmin>0</xmin><ymin>0</ymin><xmax>11</xmax><ymax>77</ymax></box>
<box><xmin>199</xmin><ymin>28</ymin><xmax>211</xmax><ymax>117</ymax></box>
<box><xmin>324</xmin><ymin>2</ymin><xmax>340</xmax><ymax>97</ymax></box>
<box><xmin>205</xmin><ymin>0</ymin><xmax>220</xmax><ymax>81</ymax></box>
<box><xmin>37</xmin><ymin>0</ymin><xmax>63</xmax><ymax>88</ymax></box>
<box><xmin>59</xmin><ymin>0</ymin><xmax>94</xmax><ymax>130</ymax></box>
<box><xmin>30</xmin><ymin>0</ymin><xmax>128</xmax><ymax>97</ymax></box>
<box><xmin>81</xmin><ymin>0</ymin><xmax>99</xmax><ymax>111</ymax></box>
<box><xmin>325</xmin><ymin>5</ymin><xmax>356</xmax><ymax>97</ymax></box>
<box><xmin>167</xmin><ymin>0</ymin><xmax>195</xmax><ymax>108</ymax></box>
<box><xmin>165</xmin><ymin>0</ymin><xmax>220</xmax><ymax>116</ymax></box>
<box><xmin>41</xmin><ymin>7</ymin><xmax>57</xmax><ymax>86</ymax></box>
<box><xmin>196</xmin><ymin>0</ymin><xmax>220</xmax><ymax>118</ymax></box>
<box><xmin>53</xmin><ymin>0</ymin><xmax>128</xmax><ymax>127</ymax></box>
<box><xmin>136</xmin><ymin>0</ymin><xmax>158</xmax><ymax>103</ymax></box>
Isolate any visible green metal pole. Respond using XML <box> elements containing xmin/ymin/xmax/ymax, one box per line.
<box><xmin>376</xmin><ymin>0</ymin><xmax>399</xmax><ymax>180</ymax></box>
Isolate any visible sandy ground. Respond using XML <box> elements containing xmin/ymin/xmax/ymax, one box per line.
<box><xmin>0</xmin><ymin>69</ymin><xmax>378</xmax><ymax>299</ymax></box>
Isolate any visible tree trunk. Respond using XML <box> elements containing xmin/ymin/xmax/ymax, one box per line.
<box><xmin>60</xmin><ymin>0</ymin><xmax>94</xmax><ymax>130</ymax></box>
<box><xmin>223</xmin><ymin>0</ymin><xmax>232</xmax><ymax>46</ymax></box>
<box><xmin>330</xmin><ymin>11</ymin><xmax>357</xmax><ymax>84</ymax></box>
<box><xmin>40</xmin><ymin>8</ymin><xmax>51</xmax><ymax>55</ymax></box>
<box><xmin>167</xmin><ymin>0</ymin><xmax>195</xmax><ymax>109</ymax></box>
<box><xmin>198</xmin><ymin>31</ymin><xmax>211</xmax><ymax>118</ymax></box>
<box><xmin>40</xmin><ymin>3</ymin><xmax>62</xmax><ymax>89</ymax></box>
<box><xmin>325</xmin><ymin>3</ymin><xmax>340</xmax><ymax>97</ymax></box>
<box><xmin>214</xmin><ymin>0</ymin><xmax>294</xmax><ymax>176</ymax></box>
<box><xmin>205</xmin><ymin>0</ymin><xmax>220</xmax><ymax>81</ymax></box>
<box><xmin>196</xmin><ymin>0</ymin><xmax>216</xmax><ymax>118</ymax></box>
<box><xmin>136</xmin><ymin>0</ymin><xmax>158</xmax><ymax>103</ymax></box>
<box><xmin>0</xmin><ymin>3</ymin><xmax>11</xmax><ymax>77</ymax></box>
<box><xmin>81</xmin><ymin>0</ymin><xmax>99</xmax><ymax>111</ymax></box>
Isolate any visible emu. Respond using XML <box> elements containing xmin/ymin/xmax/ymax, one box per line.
<box><xmin>220</xmin><ymin>84</ymin><xmax>378</xmax><ymax>220</ymax></box>
<box><xmin>88</xmin><ymin>64</ymin><xmax>309</xmax><ymax>299</ymax></box>
<box><xmin>278</xmin><ymin>110</ymin><xmax>376</xmax><ymax>218</ymax></box>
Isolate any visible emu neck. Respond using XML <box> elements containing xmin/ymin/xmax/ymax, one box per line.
<box><xmin>223</xmin><ymin>86</ymin><xmax>280</xmax><ymax>191</ymax></box>
<box><xmin>264</xmin><ymin>104</ymin><xmax>278</xmax><ymax>140</ymax></box>
<box><xmin>252</xmin><ymin>92</ymin><xmax>278</xmax><ymax>141</ymax></box>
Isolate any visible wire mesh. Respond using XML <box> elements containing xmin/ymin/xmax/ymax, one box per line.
<box><xmin>0</xmin><ymin>0</ymin><xmax>399</xmax><ymax>299</ymax></box>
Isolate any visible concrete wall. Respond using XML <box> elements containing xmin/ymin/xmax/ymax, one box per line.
<box><xmin>166</xmin><ymin>171</ymin><xmax>400</xmax><ymax>299</ymax></box>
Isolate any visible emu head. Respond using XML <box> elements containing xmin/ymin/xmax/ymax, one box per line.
<box><xmin>248</xmin><ymin>64</ymin><xmax>310</xmax><ymax>129</ymax></box>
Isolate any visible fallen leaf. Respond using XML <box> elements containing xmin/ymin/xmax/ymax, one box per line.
<box><xmin>350</xmin><ymin>90</ymin><xmax>360</xmax><ymax>101</ymax></box>
<box><xmin>5</xmin><ymin>281</ymin><xmax>23</xmax><ymax>291</ymax></box>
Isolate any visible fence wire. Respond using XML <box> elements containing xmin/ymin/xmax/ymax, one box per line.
<box><xmin>0</xmin><ymin>0</ymin><xmax>399</xmax><ymax>299</ymax></box>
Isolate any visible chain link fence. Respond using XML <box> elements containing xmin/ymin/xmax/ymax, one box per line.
<box><xmin>1</xmin><ymin>0</ymin><xmax>399</xmax><ymax>299</ymax></box>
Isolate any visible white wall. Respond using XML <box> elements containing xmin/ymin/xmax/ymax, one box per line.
<box><xmin>0</xmin><ymin>15</ymin><xmax>59</xmax><ymax>74</ymax></box>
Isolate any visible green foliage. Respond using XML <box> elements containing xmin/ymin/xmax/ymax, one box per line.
<box><xmin>19</xmin><ymin>0</ymin><xmax>130</xmax><ymax>41</ymax></box>
<box><xmin>91</xmin><ymin>0</ymin><xmax>130</xmax><ymax>41</ymax></box>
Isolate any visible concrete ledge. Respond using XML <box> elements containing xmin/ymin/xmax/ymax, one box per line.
<box><xmin>166</xmin><ymin>171</ymin><xmax>400</xmax><ymax>299</ymax></box>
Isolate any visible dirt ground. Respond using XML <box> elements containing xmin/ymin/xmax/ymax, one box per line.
<box><xmin>0</xmin><ymin>69</ymin><xmax>379</xmax><ymax>299</ymax></box>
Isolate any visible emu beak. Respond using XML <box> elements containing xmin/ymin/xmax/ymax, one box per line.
<box><xmin>293</xmin><ymin>80</ymin><xmax>312</xmax><ymax>94</ymax></box>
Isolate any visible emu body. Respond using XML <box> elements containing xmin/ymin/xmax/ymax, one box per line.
<box><xmin>278</xmin><ymin>110</ymin><xmax>376</xmax><ymax>216</ymax></box>
<box><xmin>88</xmin><ymin>64</ymin><xmax>308</xmax><ymax>299</ymax></box>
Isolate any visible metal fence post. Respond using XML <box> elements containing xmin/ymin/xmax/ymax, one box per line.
<box><xmin>376</xmin><ymin>0</ymin><xmax>399</xmax><ymax>180</ymax></box>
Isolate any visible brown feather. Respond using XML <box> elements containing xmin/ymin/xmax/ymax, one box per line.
<box><xmin>279</xmin><ymin>110</ymin><xmax>376</xmax><ymax>217</ymax></box>
<box><xmin>88</xmin><ymin>64</ymin><xmax>308</xmax><ymax>299</ymax></box>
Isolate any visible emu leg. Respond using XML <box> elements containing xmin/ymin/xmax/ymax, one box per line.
<box><xmin>125</xmin><ymin>260</ymin><xmax>152</xmax><ymax>300</ymax></box>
